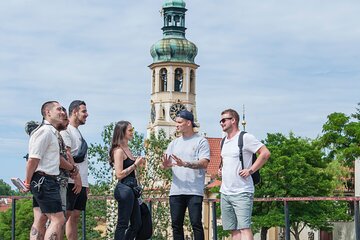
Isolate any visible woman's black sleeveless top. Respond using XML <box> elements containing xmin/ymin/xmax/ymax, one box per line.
<box><xmin>123</xmin><ymin>157</ymin><xmax>136</xmax><ymax>178</ymax></box>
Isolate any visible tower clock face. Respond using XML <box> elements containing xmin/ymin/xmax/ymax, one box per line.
<box><xmin>151</xmin><ymin>105</ymin><xmax>156</xmax><ymax>123</ymax></box>
<box><xmin>169</xmin><ymin>103</ymin><xmax>186</xmax><ymax>121</ymax></box>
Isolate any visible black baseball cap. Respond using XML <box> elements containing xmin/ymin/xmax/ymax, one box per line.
<box><xmin>177</xmin><ymin>110</ymin><xmax>198</xmax><ymax>128</ymax></box>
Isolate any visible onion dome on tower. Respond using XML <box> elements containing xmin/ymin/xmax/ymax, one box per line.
<box><xmin>150</xmin><ymin>0</ymin><xmax>198</xmax><ymax>64</ymax></box>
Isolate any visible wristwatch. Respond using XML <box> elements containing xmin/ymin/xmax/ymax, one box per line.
<box><xmin>249</xmin><ymin>169</ymin><xmax>254</xmax><ymax>175</ymax></box>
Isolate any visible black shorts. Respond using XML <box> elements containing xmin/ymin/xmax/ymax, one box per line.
<box><xmin>31</xmin><ymin>172</ymin><xmax>62</xmax><ymax>214</ymax></box>
<box><xmin>66</xmin><ymin>183</ymin><xmax>88</xmax><ymax>211</ymax></box>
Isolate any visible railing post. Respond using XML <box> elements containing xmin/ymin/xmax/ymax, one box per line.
<box><xmin>11</xmin><ymin>198</ymin><xmax>16</xmax><ymax>240</ymax></box>
<box><xmin>212</xmin><ymin>201</ymin><xmax>217</xmax><ymax>240</ymax></box>
<box><xmin>284</xmin><ymin>200</ymin><xmax>290</xmax><ymax>240</ymax></box>
<box><xmin>355</xmin><ymin>200</ymin><xmax>360</xmax><ymax>240</ymax></box>
<box><xmin>82</xmin><ymin>210</ymin><xmax>86</xmax><ymax>240</ymax></box>
<box><xmin>148</xmin><ymin>200</ymin><xmax>152</xmax><ymax>240</ymax></box>
<box><xmin>148</xmin><ymin>200</ymin><xmax>152</xmax><ymax>217</ymax></box>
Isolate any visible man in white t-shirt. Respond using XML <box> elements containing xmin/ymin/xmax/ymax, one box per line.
<box><xmin>60</xmin><ymin>100</ymin><xmax>89</xmax><ymax>240</ymax></box>
<box><xmin>24</xmin><ymin>101</ymin><xmax>67</xmax><ymax>240</ymax></box>
<box><xmin>162</xmin><ymin>110</ymin><xmax>210</xmax><ymax>240</ymax></box>
<box><xmin>219</xmin><ymin>109</ymin><xmax>270</xmax><ymax>240</ymax></box>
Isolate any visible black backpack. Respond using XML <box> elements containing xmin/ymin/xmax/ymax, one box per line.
<box><xmin>220</xmin><ymin>131</ymin><xmax>261</xmax><ymax>185</ymax></box>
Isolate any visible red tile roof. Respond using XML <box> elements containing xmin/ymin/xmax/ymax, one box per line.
<box><xmin>0</xmin><ymin>198</ymin><xmax>12</xmax><ymax>212</ymax></box>
<box><xmin>206</xmin><ymin>137</ymin><xmax>222</xmax><ymax>178</ymax></box>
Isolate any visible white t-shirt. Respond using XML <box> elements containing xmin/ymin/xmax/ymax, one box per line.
<box><xmin>61</xmin><ymin>124</ymin><xmax>89</xmax><ymax>187</ymax></box>
<box><xmin>220</xmin><ymin>132</ymin><xmax>263</xmax><ymax>195</ymax></box>
<box><xmin>29</xmin><ymin>121</ymin><xmax>60</xmax><ymax>176</ymax></box>
<box><xmin>166</xmin><ymin>133</ymin><xmax>210</xmax><ymax>196</ymax></box>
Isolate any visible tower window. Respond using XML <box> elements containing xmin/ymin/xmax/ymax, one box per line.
<box><xmin>160</xmin><ymin>68</ymin><xmax>167</xmax><ymax>92</ymax></box>
<box><xmin>174</xmin><ymin>15</ymin><xmax>180</xmax><ymax>26</ymax></box>
<box><xmin>167</xmin><ymin>15</ymin><xmax>172</xmax><ymax>27</ymax></box>
<box><xmin>174</xmin><ymin>68</ymin><xmax>183</xmax><ymax>92</ymax></box>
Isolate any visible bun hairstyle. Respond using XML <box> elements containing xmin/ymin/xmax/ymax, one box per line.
<box><xmin>108</xmin><ymin>121</ymin><xmax>131</xmax><ymax>167</ymax></box>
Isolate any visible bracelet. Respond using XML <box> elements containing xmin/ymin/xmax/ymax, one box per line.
<box><xmin>133</xmin><ymin>163</ymin><xmax>137</xmax><ymax>169</ymax></box>
<box><xmin>70</xmin><ymin>165</ymin><xmax>77</xmax><ymax>173</ymax></box>
<box><xmin>249</xmin><ymin>169</ymin><xmax>254</xmax><ymax>175</ymax></box>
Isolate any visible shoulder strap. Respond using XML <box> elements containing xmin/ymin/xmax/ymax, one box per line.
<box><xmin>220</xmin><ymin>137</ymin><xmax>225</xmax><ymax>149</ymax></box>
<box><xmin>219</xmin><ymin>137</ymin><xmax>226</xmax><ymax>168</ymax></box>
<box><xmin>238</xmin><ymin>131</ymin><xmax>247</xmax><ymax>169</ymax></box>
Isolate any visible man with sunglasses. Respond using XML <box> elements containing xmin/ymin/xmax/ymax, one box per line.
<box><xmin>219</xmin><ymin>109</ymin><xmax>270</xmax><ymax>240</ymax></box>
<box><xmin>162</xmin><ymin>110</ymin><xmax>210</xmax><ymax>240</ymax></box>
<box><xmin>60</xmin><ymin>100</ymin><xmax>89</xmax><ymax>240</ymax></box>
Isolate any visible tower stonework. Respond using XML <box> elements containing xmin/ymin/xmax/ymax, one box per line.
<box><xmin>147</xmin><ymin>0</ymin><xmax>199</xmax><ymax>137</ymax></box>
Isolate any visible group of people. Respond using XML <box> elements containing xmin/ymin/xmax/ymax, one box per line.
<box><xmin>24</xmin><ymin>100</ymin><xmax>89</xmax><ymax>240</ymax></box>
<box><xmin>24</xmin><ymin>100</ymin><xmax>271</xmax><ymax>240</ymax></box>
<box><xmin>108</xmin><ymin>108</ymin><xmax>270</xmax><ymax>240</ymax></box>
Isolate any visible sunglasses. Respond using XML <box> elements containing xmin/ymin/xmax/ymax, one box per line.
<box><xmin>219</xmin><ymin>117</ymin><xmax>232</xmax><ymax>124</ymax></box>
<box><xmin>129</xmin><ymin>127</ymin><xmax>135</xmax><ymax>132</ymax></box>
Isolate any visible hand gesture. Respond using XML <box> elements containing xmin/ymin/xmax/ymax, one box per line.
<box><xmin>135</xmin><ymin>156</ymin><xmax>145</xmax><ymax>167</ymax></box>
<box><xmin>162</xmin><ymin>154</ymin><xmax>174</xmax><ymax>169</ymax></box>
<box><xmin>171</xmin><ymin>154</ymin><xmax>187</xmax><ymax>167</ymax></box>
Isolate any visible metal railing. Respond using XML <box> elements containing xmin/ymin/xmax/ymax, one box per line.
<box><xmin>2</xmin><ymin>195</ymin><xmax>360</xmax><ymax>240</ymax></box>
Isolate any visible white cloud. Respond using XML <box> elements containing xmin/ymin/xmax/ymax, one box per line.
<box><xmin>0</xmin><ymin>0</ymin><xmax>359</xmax><ymax>186</ymax></box>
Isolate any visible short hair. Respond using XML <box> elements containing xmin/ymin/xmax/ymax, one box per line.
<box><xmin>221</xmin><ymin>108</ymin><xmax>239</xmax><ymax>126</ymax></box>
<box><xmin>62</xmin><ymin>107</ymin><xmax>68</xmax><ymax>118</ymax></box>
<box><xmin>41</xmin><ymin>101</ymin><xmax>58</xmax><ymax>118</ymax></box>
<box><xmin>69</xmin><ymin>100</ymin><xmax>86</xmax><ymax>116</ymax></box>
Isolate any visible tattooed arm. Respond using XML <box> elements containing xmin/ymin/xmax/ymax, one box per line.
<box><xmin>171</xmin><ymin>154</ymin><xmax>209</xmax><ymax>169</ymax></box>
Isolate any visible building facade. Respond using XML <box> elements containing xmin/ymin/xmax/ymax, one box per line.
<box><xmin>147</xmin><ymin>0</ymin><xmax>199</xmax><ymax>137</ymax></box>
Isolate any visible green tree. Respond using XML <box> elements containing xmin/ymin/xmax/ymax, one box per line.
<box><xmin>0</xmin><ymin>180</ymin><xmax>14</xmax><ymax>196</ymax></box>
<box><xmin>319</xmin><ymin>103</ymin><xmax>360</xmax><ymax>167</ymax></box>
<box><xmin>0</xmin><ymin>198</ymin><xmax>33</xmax><ymax>240</ymax></box>
<box><xmin>253</xmin><ymin>132</ymin><xmax>350</xmax><ymax>240</ymax></box>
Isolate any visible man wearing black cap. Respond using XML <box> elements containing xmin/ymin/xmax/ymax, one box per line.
<box><xmin>60</xmin><ymin>100</ymin><xmax>89</xmax><ymax>240</ymax></box>
<box><xmin>162</xmin><ymin>110</ymin><xmax>210</xmax><ymax>240</ymax></box>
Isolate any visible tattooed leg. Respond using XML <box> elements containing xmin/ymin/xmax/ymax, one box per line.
<box><xmin>48</xmin><ymin>232</ymin><xmax>58</xmax><ymax>240</ymax></box>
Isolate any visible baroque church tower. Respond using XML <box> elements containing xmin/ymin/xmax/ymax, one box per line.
<box><xmin>147</xmin><ymin>0</ymin><xmax>199</xmax><ymax>137</ymax></box>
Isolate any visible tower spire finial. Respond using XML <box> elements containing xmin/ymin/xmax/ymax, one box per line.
<box><xmin>241</xmin><ymin>104</ymin><xmax>246</xmax><ymax>131</ymax></box>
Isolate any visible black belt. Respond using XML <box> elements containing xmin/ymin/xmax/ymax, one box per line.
<box><xmin>35</xmin><ymin>171</ymin><xmax>57</xmax><ymax>177</ymax></box>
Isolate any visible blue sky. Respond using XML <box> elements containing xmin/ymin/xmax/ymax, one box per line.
<box><xmin>1</xmin><ymin>0</ymin><xmax>359</xmax><ymax>188</ymax></box>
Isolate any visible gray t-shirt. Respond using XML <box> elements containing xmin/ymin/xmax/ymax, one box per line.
<box><xmin>166</xmin><ymin>133</ymin><xmax>210</xmax><ymax>196</ymax></box>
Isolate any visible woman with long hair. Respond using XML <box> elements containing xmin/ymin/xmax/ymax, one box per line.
<box><xmin>109</xmin><ymin>121</ymin><xmax>145</xmax><ymax>240</ymax></box>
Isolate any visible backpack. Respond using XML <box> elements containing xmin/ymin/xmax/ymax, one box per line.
<box><xmin>220</xmin><ymin>131</ymin><xmax>261</xmax><ymax>185</ymax></box>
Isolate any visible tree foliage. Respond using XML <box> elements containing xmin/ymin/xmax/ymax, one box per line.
<box><xmin>0</xmin><ymin>180</ymin><xmax>14</xmax><ymax>196</ymax></box>
<box><xmin>0</xmin><ymin>199</ymin><xmax>33</xmax><ymax>240</ymax></box>
<box><xmin>252</xmin><ymin>132</ymin><xmax>350</xmax><ymax>240</ymax></box>
<box><xmin>319</xmin><ymin>103</ymin><xmax>360</xmax><ymax>167</ymax></box>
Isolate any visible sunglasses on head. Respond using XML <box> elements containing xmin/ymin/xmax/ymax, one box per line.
<box><xmin>219</xmin><ymin>117</ymin><xmax>232</xmax><ymax>124</ymax></box>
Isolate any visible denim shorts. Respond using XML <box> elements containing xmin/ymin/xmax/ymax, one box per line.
<box><xmin>31</xmin><ymin>172</ymin><xmax>62</xmax><ymax>214</ymax></box>
<box><xmin>220</xmin><ymin>192</ymin><xmax>254</xmax><ymax>230</ymax></box>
